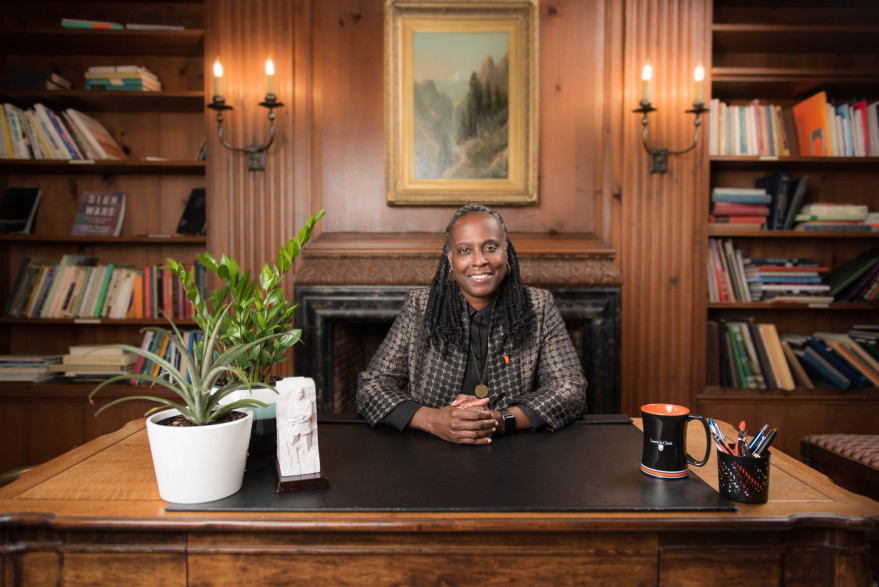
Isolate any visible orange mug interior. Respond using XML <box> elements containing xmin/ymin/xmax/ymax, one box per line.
<box><xmin>641</xmin><ymin>403</ymin><xmax>690</xmax><ymax>416</ymax></box>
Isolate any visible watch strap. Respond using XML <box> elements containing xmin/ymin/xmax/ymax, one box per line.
<box><xmin>500</xmin><ymin>409</ymin><xmax>515</xmax><ymax>436</ymax></box>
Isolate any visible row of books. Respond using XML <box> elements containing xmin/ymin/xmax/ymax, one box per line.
<box><xmin>711</xmin><ymin>181</ymin><xmax>876</xmax><ymax>233</ymax></box>
<box><xmin>709</xmin><ymin>172</ymin><xmax>809</xmax><ymax>231</ymax></box>
<box><xmin>0</xmin><ymin>103</ymin><xmax>126</xmax><ymax>160</ymax></box>
<box><xmin>127</xmin><ymin>329</ymin><xmax>204</xmax><ymax>385</ymax></box>
<box><xmin>708</xmin><ymin>241</ymin><xmax>831</xmax><ymax>304</ymax></box>
<box><xmin>50</xmin><ymin>337</ymin><xmax>199</xmax><ymax>385</ymax></box>
<box><xmin>707</xmin><ymin>322</ymin><xmax>879</xmax><ymax>391</ymax></box>
<box><xmin>0</xmin><ymin>331</ymin><xmax>204</xmax><ymax>385</ymax></box>
<box><xmin>4</xmin><ymin>254</ymin><xmax>207</xmax><ymax>321</ymax></box>
<box><xmin>85</xmin><ymin>65</ymin><xmax>162</xmax><ymax>93</ymax></box>
<box><xmin>708</xmin><ymin>93</ymin><xmax>879</xmax><ymax>158</ymax></box>
<box><xmin>1</xmin><ymin>64</ymin><xmax>161</xmax><ymax>93</ymax></box>
<box><xmin>0</xmin><ymin>185</ymin><xmax>205</xmax><ymax>237</ymax></box>
<box><xmin>709</xmin><ymin>241</ymin><xmax>879</xmax><ymax>304</ymax></box>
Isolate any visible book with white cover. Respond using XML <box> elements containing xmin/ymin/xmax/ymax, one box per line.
<box><xmin>63</xmin><ymin>108</ymin><xmax>127</xmax><ymax>160</ymax></box>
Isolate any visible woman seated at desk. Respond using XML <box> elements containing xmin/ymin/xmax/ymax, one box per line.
<box><xmin>356</xmin><ymin>204</ymin><xmax>587</xmax><ymax>445</ymax></box>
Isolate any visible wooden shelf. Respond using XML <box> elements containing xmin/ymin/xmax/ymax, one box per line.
<box><xmin>0</xmin><ymin>235</ymin><xmax>206</xmax><ymax>245</ymax></box>
<box><xmin>0</xmin><ymin>317</ymin><xmax>197</xmax><ymax>326</ymax></box>
<box><xmin>707</xmin><ymin>302</ymin><xmax>878</xmax><ymax>311</ymax></box>
<box><xmin>699</xmin><ymin>385</ymin><xmax>879</xmax><ymax>401</ymax></box>
<box><xmin>0</xmin><ymin>90</ymin><xmax>205</xmax><ymax>113</ymax></box>
<box><xmin>711</xmin><ymin>68</ymin><xmax>879</xmax><ymax>100</ymax></box>
<box><xmin>709</xmin><ymin>156</ymin><xmax>879</xmax><ymax>171</ymax></box>
<box><xmin>0</xmin><ymin>382</ymin><xmax>178</xmax><ymax>400</ymax></box>
<box><xmin>0</xmin><ymin>159</ymin><xmax>204</xmax><ymax>175</ymax></box>
<box><xmin>0</xmin><ymin>29</ymin><xmax>204</xmax><ymax>56</ymax></box>
<box><xmin>712</xmin><ymin>24</ymin><xmax>879</xmax><ymax>54</ymax></box>
<box><xmin>707</xmin><ymin>227</ymin><xmax>879</xmax><ymax>238</ymax></box>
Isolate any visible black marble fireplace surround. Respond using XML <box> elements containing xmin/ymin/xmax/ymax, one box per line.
<box><xmin>294</xmin><ymin>285</ymin><xmax>621</xmax><ymax>415</ymax></box>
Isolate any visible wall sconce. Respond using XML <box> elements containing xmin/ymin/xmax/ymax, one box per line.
<box><xmin>633</xmin><ymin>63</ymin><xmax>709</xmax><ymax>173</ymax></box>
<box><xmin>206</xmin><ymin>59</ymin><xmax>284</xmax><ymax>171</ymax></box>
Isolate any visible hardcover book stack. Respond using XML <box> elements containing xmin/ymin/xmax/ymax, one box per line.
<box><xmin>744</xmin><ymin>257</ymin><xmax>832</xmax><ymax>304</ymax></box>
<box><xmin>0</xmin><ymin>103</ymin><xmax>127</xmax><ymax>160</ymax></box>
<box><xmin>710</xmin><ymin>173</ymin><xmax>811</xmax><ymax>232</ymax></box>
<box><xmin>0</xmin><ymin>354</ymin><xmax>62</xmax><ymax>383</ymax></box>
<box><xmin>85</xmin><ymin>65</ymin><xmax>162</xmax><ymax>93</ymax></box>
<box><xmin>50</xmin><ymin>345</ymin><xmax>137</xmax><ymax>383</ymax></box>
<box><xmin>708</xmin><ymin>92</ymin><xmax>879</xmax><ymax>158</ymax></box>
<box><xmin>4</xmin><ymin>255</ymin><xmax>207</xmax><ymax>320</ymax></box>
<box><xmin>706</xmin><ymin>323</ymin><xmax>879</xmax><ymax>391</ymax></box>
<box><xmin>793</xmin><ymin>203</ymin><xmax>871</xmax><ymax>232</ymax></box>
<box><xmin>709</xmin><ymin>187</ymin><xmax>771</xmax><ymax>231</ymax></box>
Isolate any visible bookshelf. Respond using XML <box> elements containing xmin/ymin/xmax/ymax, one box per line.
<box><xmin>0</xmin><ymin>1</ymin><xmax>206</xmax><ymax>472</ymax></box>
<box><xmin>698</xmin><ymin>0</ymin><xmax>879</xmax><ymax>459</ymax></box>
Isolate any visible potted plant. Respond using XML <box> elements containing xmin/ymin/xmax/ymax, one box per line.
<box><xmin>166</xmin><ymin>209</ymin><xmax>325</xmax><ymax>453</ymax></box>
<box><xmin>89</xmin><ymin>305</ymin><xmax>283</xmax><ymax>504</ymax></box>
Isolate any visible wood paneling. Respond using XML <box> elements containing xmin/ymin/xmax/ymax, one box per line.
<box><xmin>204</xmin><ymin>0</ymin><xmax>708</xmax><ymax>408</ymax></box>
<box><xmin>615</xmin><ymin>0</ymin><xmax>708</xmax><ymax>414</ymax></box>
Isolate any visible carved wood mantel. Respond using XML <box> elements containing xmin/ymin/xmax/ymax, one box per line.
<box><xmin>295</xmin><ymin>232</ymin><xmax>622</xmax><ymax>287</ymax></box>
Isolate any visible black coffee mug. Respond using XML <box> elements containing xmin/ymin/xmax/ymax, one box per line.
<box><xmin>641</xmin><ymin>404</ymin><xmax>711</xmax><ymax>479</ymax></box>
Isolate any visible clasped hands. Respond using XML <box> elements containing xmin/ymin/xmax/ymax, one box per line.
<box><xmin>411</xmin><ymin>394</ymin><xmax>500</xmax><ymax>445</ymax></box>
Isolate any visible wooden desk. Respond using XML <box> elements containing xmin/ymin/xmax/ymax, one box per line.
<box><xmin>2</xmin><ymin>419</ymin><xmax>877</xmax><ymax>586</ymax></box>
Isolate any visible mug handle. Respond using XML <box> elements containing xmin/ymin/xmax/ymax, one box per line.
<box><xmin>685</xmin><ymin>414</ymin><xmax>712</xmax><ymax>467</ymax></box>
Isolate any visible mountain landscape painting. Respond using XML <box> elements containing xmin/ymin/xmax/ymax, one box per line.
<box><xmin>412</xmin><ymin>31</ymin><xmax>509</xmax><ymax>180</ymax></box>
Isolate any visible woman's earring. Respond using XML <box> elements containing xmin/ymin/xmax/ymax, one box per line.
<box><xmin>448</xmin><ymin>268</ymin><xmax>454</xmax><ymax>280</ymax></box>
<box><xmin>506</xmin><ymin>261</ymin><xmax>511</xmax><ymax>275</ymax></box>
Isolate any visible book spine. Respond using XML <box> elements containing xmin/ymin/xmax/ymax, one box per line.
<box><xmin>42</xmin><ymin>106</ymin><xmax>83</xmax><ymax>159</ymax></box>
<box><xmin>32</xmin><ymin>105</ymin><xmax>69</xmax><ymax>159</ymax></box>
<box><xmin>4</xmin><ymin>105</ymin><xmax>31</xmax><ymax>159</ymax></box>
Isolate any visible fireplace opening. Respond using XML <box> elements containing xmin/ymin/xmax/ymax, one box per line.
<box><xmin>295</xmin><ymin>285</ymin><xmax>619</xmax><ymax>415</ymax></box>
<box><xmin>332</xmin><ymin>322</ymin><xmax>391</xmax><ymax>413</ymax></box>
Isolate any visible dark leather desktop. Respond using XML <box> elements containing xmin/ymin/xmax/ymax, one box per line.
<box><xmin>169</xmin><ymin>417</ymin><xmax>734</xmax><ymax>513</ymax></box>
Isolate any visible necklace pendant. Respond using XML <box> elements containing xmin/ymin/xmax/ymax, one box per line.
<box><xmin>475</xmin><ymin>384</ymin><xmax>489</xmax><ymax>399</ymax></box>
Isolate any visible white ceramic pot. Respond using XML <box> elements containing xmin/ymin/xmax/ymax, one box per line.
<box><xmin>146</xmin><ymin>408</ymin><xmax>253</xmax><ymax>504</ymax></box>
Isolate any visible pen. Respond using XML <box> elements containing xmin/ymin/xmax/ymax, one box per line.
<box><xmin>749</xmin><ymin>424</ymin><xmax>769</xmax><ymax>452</ymax></box>
<box><xmin>736</xmin><ymin>421</ymin><xmax>747</xmax><ymax>456</ymax></box>
<box><xmin>708</xmin><ymin>419</ymin><xmax>733</xmax><ymax>454</ymax></box>
<box><xmin>753</xmin><ymin>428</ymin><xmax>777</xmax><ymax>457</ymax></box>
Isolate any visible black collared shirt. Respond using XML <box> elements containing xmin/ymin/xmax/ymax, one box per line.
<box><xmin>461</xmin><ymin>300</ymin><xmax>494</xmax><ymax>396</ymax></box>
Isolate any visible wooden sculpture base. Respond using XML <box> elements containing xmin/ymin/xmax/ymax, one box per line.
<box><xmin>274</xmin><ymin>458</ymin><xmax>330</xmax><ymax>493</ymax></box>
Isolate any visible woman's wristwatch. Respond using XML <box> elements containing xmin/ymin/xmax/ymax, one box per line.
<box><xmin>499</xmin><ymin>408</ymin><xmax>516</xmax><ymax>436</ymax></box>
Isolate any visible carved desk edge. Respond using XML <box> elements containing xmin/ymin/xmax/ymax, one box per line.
<box><xmin>1</xmin><ymin>419</ymin><xmax>878</xmax><ymax>534</ymax></box>
<box><xmin>294</xmin><ymin>232</ymin><xmax>622</xmax><ymax>287</ymax></box>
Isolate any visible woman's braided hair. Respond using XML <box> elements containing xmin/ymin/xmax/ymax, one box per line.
<box><xmin>425</xmin><ymin>204</ymin><xmax>533</xmax><ymax>350</ymax></box>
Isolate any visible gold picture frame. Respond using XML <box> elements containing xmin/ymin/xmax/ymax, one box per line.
<box><xmin>385</xmin><ymin>0</ymin><xmax>539</xmax><ymax>206</ymax></box>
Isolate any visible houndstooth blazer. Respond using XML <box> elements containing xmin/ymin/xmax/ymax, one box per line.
<box><xmin>355</xmin><ymin>286</ymin><xmax>587</xmax><ymax>431</ymax></box>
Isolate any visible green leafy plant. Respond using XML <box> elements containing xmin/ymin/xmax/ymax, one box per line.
<box><xmin>166</xmin><ymin>209</ymin><xmax>325</xmax><ymax>384</ymax></box>
<box><xmin>89</xmin><ymin>305</ymin><xmax>280</xmax><ymax>426</ymax></box>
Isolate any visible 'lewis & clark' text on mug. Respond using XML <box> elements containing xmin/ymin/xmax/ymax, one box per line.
<box><xmin>641</xmin><ymin>404</ymin><xmax>711</xmax><ymax>479</ymax></box>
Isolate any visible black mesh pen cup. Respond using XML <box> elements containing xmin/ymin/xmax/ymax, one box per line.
<box><xmin>717</xmin><ymin>446</ymin><xmax>771</xmax><ymax>504</ymax></box>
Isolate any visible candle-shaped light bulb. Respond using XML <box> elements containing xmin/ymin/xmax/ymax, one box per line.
<box><xmin>641</xmin><ymin>63</ymin><xmax>653</xmax><ymax>103</ymax></box>
<box><xmin>265</xmin><ymin>59</ymin><xmax>275</xmax><ymax>96</ymax></box>
<box><xmin>213</xmin><ymin>60</ymin><xmax>223</xmax><ymax>98</ymax></box>
<box><xmin>693</xmin><ymin>65</ymin><xmax>704</xmax><ymax>103</ymax></box>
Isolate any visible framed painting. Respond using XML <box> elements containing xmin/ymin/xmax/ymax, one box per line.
<box><xmin>385</xmin><ymin>0</ymin><xmax>539</xmax><ymax>206</ymax></box>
